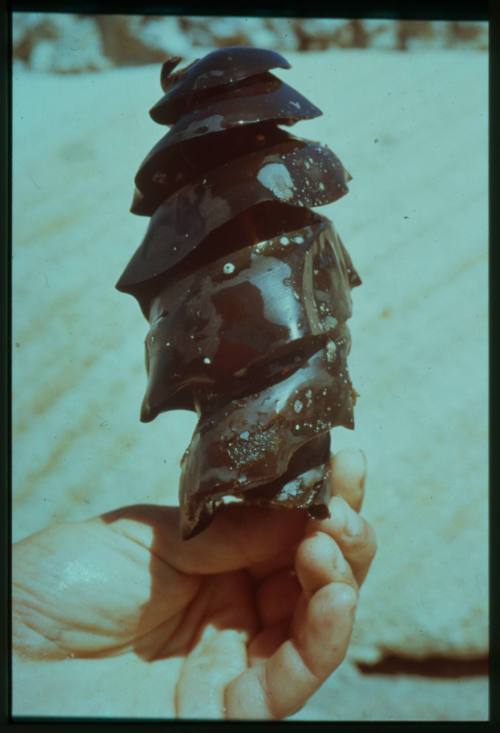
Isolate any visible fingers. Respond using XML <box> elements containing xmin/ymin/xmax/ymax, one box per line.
<box><xmin>252</xmin><ymin>525</ymin><xmax>356</xmax><ymax>631</ymax></box>
<box><xmin>225</xmin><ymin>581</ymin><xmax>357</xmax><ymax>720</ymax></box>
<box><xmin>175</xmin><ymin>571</ymin><xmax>257</xmax><ymax>719</ymax></box>
<box><xmin>255</xmin><ymin>568</ymin><xmax>301</xmax><ymax>627</ymax></box>
<box><xmin>248</xmin><ymin>546</ymin><xmax>297</xmax><ymax>581</ymax></box>
<box><xmin>176</xmin><ymin>622</ymin><xmax>250</xmax><ymax>719</ymax></box>
<box><xmin>247</xmin><ymin>567</ymin><xmax>303</xmax><ymax>667</ymax></box>
<box><xmin>307</xmin><ymin>496</ymin><xmax>377</xmax><ymax>586</ymax></box>
<box><xmin>247</xmin><ymin>621</ymin><xmax>289</xmax><ymax>666</ymax></box>
<box><xmin>324</xmin><ymin>449</ymin><xmax>375</xmax><ymax>586</ymax></box>
<box><xmin>294</xmin><ymin>529</ymin><xmax>357</xmax><ymax>599</ymax></box>
<box><xmin>225</xmin><ymin>524</ymin><xmax>359</xmax><ymax>720</ymax></box>
<box><xmin>330</xmin><ymin>448</ymin><xmax>367</xmax><ymax>511</ymax></box>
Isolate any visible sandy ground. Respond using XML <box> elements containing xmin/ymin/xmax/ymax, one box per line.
<box><xmin>12</xmin><ymin>48</ymin><xmax>488</xmax><ymax>719</ymax></box>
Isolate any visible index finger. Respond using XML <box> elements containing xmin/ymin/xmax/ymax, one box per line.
<box><xmin>224</xmin><ymin>582</ymin><xmax>357</xmax><ymax>720</ymax></box>
<box><xmin>224</xmin><ymin>517</ymin><xmax>360</xmax><ymax>720</ymax></box>
<box><xmin>330</xmin><ymin>449</ymin><xmax>367</xmax><ymax>512</ymax></box>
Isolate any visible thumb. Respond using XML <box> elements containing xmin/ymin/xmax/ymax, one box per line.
<box><xmin>101</xmin><ymin>503</ymin><xmax>308</xmax><ymax>575</ymax></box>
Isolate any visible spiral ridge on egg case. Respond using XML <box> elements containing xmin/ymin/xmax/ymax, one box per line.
<box><xmin>117</xmin><ymin>47</ymin><xmax>361</xmax><ymax>538</ymax></box>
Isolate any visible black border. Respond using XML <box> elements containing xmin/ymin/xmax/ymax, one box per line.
<box><xmin>7</xmin><ymin>0</ymin><xmax>491</xmax><ymax>21</ymax></box>
<box><xmin>3</xmin><ymin>0</ymin><xmax>495</xmax><ymax>728</ymax></box>
<box><xmin>1</xmin><ymin>0</ymin><xmax>12</xmax><ymax>730</ymax></box>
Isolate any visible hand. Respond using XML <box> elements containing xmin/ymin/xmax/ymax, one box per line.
<box><xmin>13</xmin><ymin>449</ymin><xmax>376</xmax><ymax>720</ymax></box>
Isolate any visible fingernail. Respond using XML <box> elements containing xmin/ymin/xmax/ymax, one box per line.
<box><xmin>342</xmin><ymin>448</ymin><xmax>367</xmax><ymax>481</ymax></box>
<box><xmin>345</xmin><ymin>508</ymin><xmax>363</xmax><ymax>537</ymax></box>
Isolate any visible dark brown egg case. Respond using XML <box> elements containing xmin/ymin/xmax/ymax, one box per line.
<box><xmin>117</xmin><ymin>47</ymin><xmax>361</xmax><ymax>539</ymax></box>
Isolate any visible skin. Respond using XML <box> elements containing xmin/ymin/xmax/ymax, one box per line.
<box><xmin>12</xmin><ymin>448</ymin><xmax>376</xmax><ymax>720</ymax></box>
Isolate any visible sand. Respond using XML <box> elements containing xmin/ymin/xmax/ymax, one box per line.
<box><xmin>12</xmin><ymin>48</ymin><xmax>488</xmax><ymax>719</ymax></box>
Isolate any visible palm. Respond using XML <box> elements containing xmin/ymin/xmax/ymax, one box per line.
<box><xmin>13</xmin><ymin>503</ymin><xmax>302</xmax><ymax>650</ymax></box>
<box><xmin>13</xmin><ymin>450</ymin><xmax>376</xmax><ymax>719</ymax></box>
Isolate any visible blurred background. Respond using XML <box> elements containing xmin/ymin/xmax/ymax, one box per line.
<box><xmin>12</xmin><ymin>12</ymin><xmax>488</xmax><ymax>722</ymax></box>
<box><xmin>13</xmin><ymin>14</ymin><xmax>488</xmax><ymax>72</ymax></box>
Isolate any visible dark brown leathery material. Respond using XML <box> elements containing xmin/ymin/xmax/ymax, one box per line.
<box><xmin>132</xmin><ymin>124</ymin><xmax>292</xmax><ymax>218</ymax></box>
<box><xmin>116</xmin><ymin>47</ymin><xmax>361</xmax><ymax>539</ymax></box>
<box><xmin>133</xmin><ymin>75</ymin><xmax>322</xmax><ymax>215</ymax></box>
<box><xmin>141</xmin><ymin>218</ymin><xmax>357</xmax><ymax>420</ymax></box>
<box><xmin>151</xmin><ymin>47</ymin><xmax>291</xmax><ymax>124</ymax></box>
<box><xmin>160</xmin><ymin>73</ymin><xmax>322</xmax><ymax>143</ymax></box>
<box><xmin>179</xmin><ymin>332</ymin><xmax>354</xmax><ymax>538</ymax></box>
<box><xmin>243</xmin><ymin>432</ymin><xmax>331</xmax><ymax>518</ymax></box>
<box><xmin>117</xmin><ymin>138</ymin><xmax>351</xmax><ymax>294</ymax></box>
<box><xmin>186</xmin><ymin>432</ymin><xmax>332</xmax><ymax>538</ymax></box>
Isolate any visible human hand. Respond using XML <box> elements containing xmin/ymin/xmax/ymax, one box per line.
<box><xmin>13</xmin><ymin>448</ymin><xmax>376</xmax><ymax>719</ymax></box>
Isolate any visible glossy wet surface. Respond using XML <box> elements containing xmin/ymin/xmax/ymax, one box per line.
<box><xmin>142</xmin><ymin>218</ymin><xmax>357</xmax><ymax>418</ymax></box>
<box><xmin>116</xmin><ymin>46</ymin><xmax>359</xmax><ymax>538</ymax></box>
<box><xmin>151</xmin><ymin>46</ymin><xmax>292</xmax><ymax>124</ymax></box>
<box><xmin>179</xmin><ymin>334</ymin><xmax>354</xmax><ymax>536</ymax></box>
<box><xmin>133</xmin><ymin>73</ymin><xmax>322</xmax><ymax>215</ymax></box>
<box><xmin>119</xmin><ymin>138</ymin><xmax>351</xmax><ymax>295</ymax></box>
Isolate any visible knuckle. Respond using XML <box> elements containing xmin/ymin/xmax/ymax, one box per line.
<box><xmin>330</xmin><ymin>541</ymin><xmax>350</xmax><ymax>576</ymax></box>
